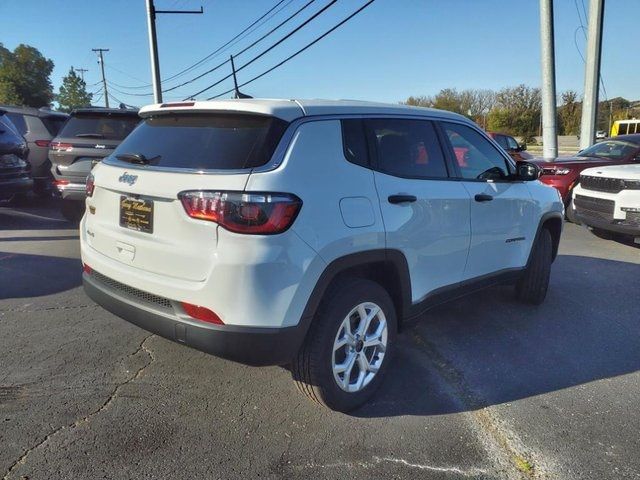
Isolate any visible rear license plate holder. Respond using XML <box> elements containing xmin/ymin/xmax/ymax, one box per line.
<box><xmin>119</xmin><ymin>196</ymin><xmax>154</xmax><ymax>234</ymax></box>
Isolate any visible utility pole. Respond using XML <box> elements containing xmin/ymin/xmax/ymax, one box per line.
<box><xmin>145</xmin><ymin>0</ymin><xmax>203</xmax><ymax>103</ymax></box>
<box><xmin>74</xmin><ymin>68</ymin><xmax>88</xmax><ymax>81</ymax></box>
<box><xmin>539</xmin><ymin>0</ymin><xmax>558</xmax><ymax>160</ymax></box>
<box><xmin>92</xmin><ymin>48</ymin><xmax>110</xmax><ymax>108</ymax></box>
<box><xmin>579</xmin><ymin>0</ymin><xmax>605</xmax><ymax>150</ymax></box>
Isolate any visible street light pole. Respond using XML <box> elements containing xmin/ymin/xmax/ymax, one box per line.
<box><xmin>579</xmin><ymin>0</ymin><xmax>605</xmax><ymax>150</ymax></box>
<box><xmin>539</xmin><ymin>0</ymin><xmax>558</xmax><ymax>160</ymax></box>
<box><xmin>145</xmin><ymin>0</ymin><xmax>203</xmax><ymax>104</ymax></box>
<box><xmin>92</xmin><ymin>48</ymin><xmax>110</xmax><ymax>108</ymax></box>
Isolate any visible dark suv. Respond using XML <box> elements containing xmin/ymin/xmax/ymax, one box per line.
<box><xmin>0</xmin><ymin>105</ymin><xmax>68</xmax><ymax>195</ymax></box>
<box><xmin>50</xmin><ymin>107</ymin><xmax>139</xmax><ymax>220</ymax></box>
<box><xmin>0</xmin><ymin>110</ymin><xmax>32</xmax><ymax>200</ymax></box>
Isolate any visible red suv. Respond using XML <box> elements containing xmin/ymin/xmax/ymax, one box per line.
<box><xmin>532</xmin><ymin>135</ymin><xmax>640</xmax><ymax>210</ymax></box>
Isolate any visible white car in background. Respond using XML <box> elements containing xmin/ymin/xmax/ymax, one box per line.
<box><xmin>573</xmin><ymin>164</ymin><xmax>640</xmax><ymax>241</ymax></box>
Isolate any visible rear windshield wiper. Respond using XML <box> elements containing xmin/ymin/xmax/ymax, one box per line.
<box><xmin>115</xmin><ymin>153</ymin><xmax>160</xmax><ymax>165</ymax></box>
<box><xmin>75</xmin><ymin>133</ymin><xmax>105</xmax><ymax>138</ymax></box>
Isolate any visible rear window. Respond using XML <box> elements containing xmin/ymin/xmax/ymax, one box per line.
<box><xmin>60</xmin><ymin>113</ymin><xmax>140</xmax><ymax>140</ymax></box>
<box><xmin>5</xmin><ymin>113</ymin><xmax>28</xmax><ymax>135</ymax></box>
<box><xmin>41</xmin><ymin>116</ymin><xmax>68</xmax><ymax>136</ymax></box>
<box><xmin>111</xmin><ymin>114</ymin><xmax>288</xmax><ymax>170</ymax></box>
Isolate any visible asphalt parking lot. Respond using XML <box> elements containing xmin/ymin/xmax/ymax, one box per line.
<box><xmin>1</xmin><ymin>197</ymin><xmax>639</xmax><ymax>480</ymax></box>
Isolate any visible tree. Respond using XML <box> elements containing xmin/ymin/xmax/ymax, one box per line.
<box><xmin>57</xmin><ymin>67</ymin><xmax>93</xmax><ymax>112</ymax></box>
<box><xmin>0</xmin><ymin>43</ymin><xmax>54</xmax><ymax>107</ymax></box>
<box><xmin>487</xmin><ymin>84</ymin><xmax>541</xmax><ymax>140</ymax></box>
<box><xmin>404</xmin><ymin>89</ymin><xmax>496</xmax><ymax>127</ymax></box>
<box><xmin>557</xmin><ymin>90</ymin><xmax>581</xmax><ymax>135</ymax></box>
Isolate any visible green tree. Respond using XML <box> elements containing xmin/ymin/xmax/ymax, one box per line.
<box><xmin>57</xmin><ymin>67</ymin><xmax>93</xmax><ymax>112</ymax></box>
<box><xmin>487</xmin><ymin>84</ymin><xmax>541</xmax><ymax>140</ymax></box>
<box><xmin>0</xmin><ymin>43</ymin><xmax>54</xmax><ymax>107</ymax></box>
<box><xmin>558</xmin><ymin>90</ymin><xmax>581</xmax><ymax>135</ymax></box>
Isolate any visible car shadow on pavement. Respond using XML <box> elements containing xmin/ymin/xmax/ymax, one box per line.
<box><xmin>0</xmin><ymin>196</ymin><xmax>76</xmax><ymax>231</ymax></box>
<box><xmin>0</xmin><ymin>251</ymin><xmax>82</xmax><ymax>300</ymax></box>
<box><xmin>353</xmin><ymin>254</ymin><xmax>640</xmax><ymax>418</ymax></box>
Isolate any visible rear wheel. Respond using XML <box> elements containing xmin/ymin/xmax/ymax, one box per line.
<box><xmin>515</xmin><ymin>228</ymin><xmax>552</xmax><ymax>305</ymax></box>
<box><xmin>60</xmin><ymin>200</ymin><xmax>85</xmax><ymax>223</ymax></box>
<box><xmin>292</xmin><ymin>278</ymin><xmax>397</xmax><ymax>412</ymax></box>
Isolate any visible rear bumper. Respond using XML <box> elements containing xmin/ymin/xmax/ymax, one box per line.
<box><xmin>0</xmin><ymin>177</ymin><xmax>33</xmax><ymax>199</ymax></box>
<box><xmin>83</xmin><ymin>272</ymin><xmax>309</xmax><ymax>366</ymax></box>
<box><xmin>53</xmin><ymin>181</ymin><xmax>86</xmax><ymax>200</ymax></box>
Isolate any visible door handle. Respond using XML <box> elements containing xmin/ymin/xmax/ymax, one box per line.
<box><xmin>474</xmin><ymin>193</ymin><xmax>493</xmax><ymax>202</ymax></box>
<box><xmin>388</xmin><ymin>194</ymin><xmax>417</xmax><ymax>204</ymax></box>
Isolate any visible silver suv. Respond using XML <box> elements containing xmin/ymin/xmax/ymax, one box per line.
<box><xmin>81</xmin><ymin>99</ymin><xmax>564</xmax><ymax>411</ymax></box>
<box><xmin>50</xmin><ymin>107</ymin><xmax>139</xmax><ymax>221</ymax></box>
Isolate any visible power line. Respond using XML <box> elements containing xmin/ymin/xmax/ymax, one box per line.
<box><xmin>160</xmin><ymin>0</ymin><xmax>317</xmax><ymax>94</ymax></box>
<box><xmin>185</xmin><ymin>0</ymin><xmax>339</xmax><ymax>99</ymax></box>
<box><xmin>161</xmin><ymin>0</ymin><xmax>289</xmax><ymax>84</ymax></box>
<box><xmin>204</xmin><ymin>0</ymin><xmax>376</xmax><ymax>100</ymax></box>
<box><xmin>111</xmin><ymin>0</ymin><xmax>318</xmax><ymax>97</ymax></box>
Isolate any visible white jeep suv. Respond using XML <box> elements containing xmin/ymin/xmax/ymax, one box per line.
<box><xmin>573</xmin><ymin>164</ymin><xmax>640</xmax><ymax>240</ymax></box>
<box><xmin>81</xmin><ymin>99</ymin><xmax>564</xmax><ymax>411</ymax></box>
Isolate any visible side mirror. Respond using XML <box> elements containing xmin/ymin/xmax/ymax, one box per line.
<box><xmin>516</xmin><ymin>161</ymin><xmax>541</xmax><ymax>181</ymax></box>
<box><xmin>519</xmin><ymin>143</ymin><xmax>527</xmax><ymax>151</ymax></box>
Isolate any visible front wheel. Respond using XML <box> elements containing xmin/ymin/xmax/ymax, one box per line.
<box><xmin>515</xmin><ymin>228</ymin><xmax>552</xmax><ymax>305</ymax></box>
<box><xmin>292</xmin><ymin>278</ymin><xmax>397</xmax><ymax>412</ymax></box>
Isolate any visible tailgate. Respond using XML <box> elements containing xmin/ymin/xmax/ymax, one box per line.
<box><xmin>84</xmin><ymin>163</ymin><xmax>248</xmax><ymax>282</ymax></box>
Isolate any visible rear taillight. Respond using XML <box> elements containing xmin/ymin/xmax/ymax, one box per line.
<box><xmin>51</xmin><ymin>142</ymin><xmax>73</xmax><ymax>151</ymax></box>
<box><xmin>35</xmin><ymin>140</ymin><xmax>51</xmax><ymax>148</ymax></box>
<box><xmin>82</xmin><ymin>263</ymin><xmax>92</xmax><ymax>274</ymax></box>
<box><xmin>178</xmin><ymin>191</ymin><xmax>302</xmax><ymax>235</ymax></box>
<box><xmin>53</xmin><ymin>179</ymin><xmax>69</xmax><ymax>186</ymax></box>
<box><xmin>86</xmin><ymin>174</ymin><xmax>95</xmax><ymax>197</ymax></box>
<box><xmin>181</xmin><ymin>302</ymin><xmax>224</xmax><ymax>324</ymax></box>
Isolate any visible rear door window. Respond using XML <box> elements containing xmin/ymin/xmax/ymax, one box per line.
<box><xmin>366</xmin><ymin>118</ymin><xmax>449</xmax><ymax>179</ymax></box>
<box><xmin>111</xmin><ymin>114</ymin><xmax>288</xmax><ymax>170</ymax></box>
<box><xmin>60</xmin><ymin>114</ymin><xmax>140</xmax><ymax>140</ymax></box>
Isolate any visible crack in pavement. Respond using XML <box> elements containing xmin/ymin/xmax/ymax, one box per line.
<box><xmin>0</xmin><ymin>304</ymin><xmax>97</xmax><ymax>314</ymax></box>
<box><xmin>410</xmin><ymin>331</ymin><xmax>556</xmax><ymax>480</ymax></box>
<box><xmin>294</xmin><ymin>456</ymin><xmax>489</xmax><ymax>476</ymax></box>
<box><xmin>1</xmin><ymin>334</ymin><xmax>156</xmax><ymax>480</ymax></box>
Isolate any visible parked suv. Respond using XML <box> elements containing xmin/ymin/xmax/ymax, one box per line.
<box><xmin>0</xmin><ymin>105</ymin><xmax>68</xmax><ymax>195</ymax></box>
<box><xmin>0</xmin><ymin>110</ymin><xmax>32</xmax><ymax>200</ymax></box>
<box><xmin>50</xmin><ymin>107</ymin><xmax>139</xmax><ymax>221</ymax></box>
<box><xmin>573</xmin><ymin>164</ymin><xmax>640</xmax><ymax>241</ymax></box>
<box><xmin>532</xmin><ymin>135</ymin><xmax>640</xmax><ymax>221</ymax></box>
<box><xmin>81</xmin><ymin>99</ymin><xmax>564</xmax><ymax>411</ymax></box>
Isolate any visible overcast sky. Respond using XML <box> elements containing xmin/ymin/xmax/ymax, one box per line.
<box><xmin>2</xmin><ymin>0</ymin><xmax>638</xmax><ymax>106</ymax></box>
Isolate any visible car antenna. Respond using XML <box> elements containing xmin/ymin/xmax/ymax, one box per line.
<box><xmin>230</xmin><ymin>55</ymin><xmax>252</xmax><ymax>99</ymax></box>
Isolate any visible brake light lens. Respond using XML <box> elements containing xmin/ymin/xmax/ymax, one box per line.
<box><xmin>86</xmin><ymin>174</ymin><xmax>95</xmax><ymax>197</ymax></box>
<box><xmin>51</xmin><ymin>141</ymin><xmax>73</xmax><ymax>152</ymax></box>
<box><xmin>181</xmin><ymin>302</ymin><xmax>224</xmax><ymax>324</ymax></box>
<box><xmin>179</xmin><ymin>191</ymin><xmax>302</xmax><ymax>234</ymax></box>
<box><xmin>35</xmin><ymin>140</ymin><xmax>51</xmax><ymax>148</ymax></box>
<box><xmin>82</xmin><ymin>263</ymin><xmax>92</xmax><ymax>274</ymax></box>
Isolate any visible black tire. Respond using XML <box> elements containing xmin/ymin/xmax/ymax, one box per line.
<box><xmin>60</xmin><ymin>200</ymin><xmax>85</xmax><ymax>223</ymax></box>
<box><xmin>515</xmin><ymin>228</ymin><xmax>552</xmax><ymax>305</ymax></box>
<box><xmin>292</xmin><ymin>277</ymin><xmax>397</xmax><ymax>412</ymax></box>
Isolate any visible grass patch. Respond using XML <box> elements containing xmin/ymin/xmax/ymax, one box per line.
<box><xmin>514</xmin><ymin>455</ymin><xmax>534</xmax><ymax>475</ymax></box>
